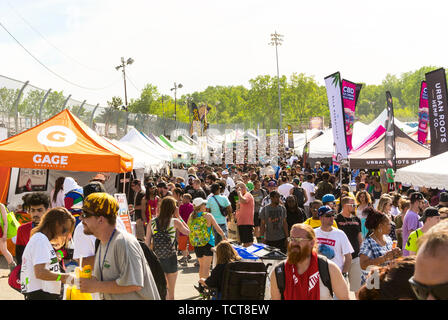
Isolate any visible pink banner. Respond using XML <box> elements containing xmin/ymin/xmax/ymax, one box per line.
<box><xmin>342</xmin><ymin>80</ymin><xmax>361</xmax><ymax>152</ymax></box>
<box><xmin>418</xmin><ymin>81</ymin><xmax>429</xmax><ymax>144</ymax></box>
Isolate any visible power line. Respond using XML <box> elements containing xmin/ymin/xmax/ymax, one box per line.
<box><xmin>5</xmin><ymin>1</ymin><xmax>117</xmax><ymax>76</ymax></box>
<box><xmin>0</xmin><ymin>19</ymin><xmax>120</xmax><ymax>91</ymax></box>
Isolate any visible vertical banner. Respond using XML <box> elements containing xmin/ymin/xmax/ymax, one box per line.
<box><xmin>385</xmin><ymin>91</ymin><xmax>397</xmax><ymax>171</ymax></box>
<box><xmin>189</xmin><ymin>102</ymin><xmax>201</xmax><ymax>137</ymax></box>
<box><xmin>114</xmin><ymin>193</ymin><xmax>133</xmax><ymax>234</ymax></box>
<box><xmin>417</xmin><ymin>81</ymin><xmax>429</xmax><ymax>144</ymax></box>
<box><xmin>269</xmin><ymin>129</ymin><xmax>279</xmax><ymax>166</ymax></box>
<box><xmin>258</xmin><ymin>129</ymin><xmax>267</xmax><ymax>164</ymax></box>
<box><xmin>342</xmin><ymin>79</ymin><xmax>362</xmax><ymax>152</ymax></box>
<box><xmin>224</xmin><ymin>129</ymin><xmax>234</xmax><ymax>165</ymax></box>
<box><xmin>325</xmin><ymin>72</ymin><xmax>348</xmax><ymax>159</ymax></box>
<box><xmin>287</xmin><ymin>124</ymin><xmax>294</xmax><ymax>149</ymax></box>
<box><xmin>425</xmin><ymin>68</ymin><xmax>448</xmax><ymax>156</ymax></box>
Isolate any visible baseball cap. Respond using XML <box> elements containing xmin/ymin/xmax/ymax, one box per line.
<box><xmin>322</xmin><ymin>194</ymin><xmax>336</xmax><ymax>203</ymax></box>
<box><xmin>82</xmin><ymin>193</ymin><xmax>119</xmax><ymax>216</ymax></box>
<box><xmin>318</xmin><ymin>205</ymin><xmax>336</xmax><ymax>217</ymax></box>
<box><xmin>222</xmin><ymin>170</ymin><xmax>229</xmax><ymax>175</ymax></box>
<box><xmin>410</xmin><ymin>192</ymin><xmax>424</xmax><ymax>203</ymax></box>
<box><xmin>419</xmin><ymin>207</ymin><xmax>440</xmax><ymax>222</ymax></box>
<box><xmin>268</xmin><ymin>181</ymin><xmax>277</xmax><ymax>187</ymax></box>
<box><xmin>192</xmin><ymin>197</ymin><xmax>207</xmax><ymax>208</ymax></box>
<box><xmin>293</xmin><ymin>178</ymin><xmax>301</xmax><ymax>185</ymax></box>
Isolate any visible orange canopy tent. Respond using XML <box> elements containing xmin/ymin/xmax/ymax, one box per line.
<box><xmin>0</xmin><ymin>109</ymin><xmax>133</xmax><ymax>173</ymax></box>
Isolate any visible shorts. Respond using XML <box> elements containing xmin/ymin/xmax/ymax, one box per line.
<box><xmin>238</xmin><ymin>225</ymin><xmax>254</xmax><ymax>244</ymax></box>
<box><xmin>178</xmin><ymin>235</ymin><xmax>194</xmax><ymax>251</ymax></box>
<box><xmin>253</xmin><ymin>211</ymin><xmax>261</xmax><ymax>227</ymax></box>
<box><xmin>194</xmin><ymin>243</ymin><xmax>213</xmax><ymax>258</ymax></box>
<box><xmin>158</xmin><ymin>254</ymin><xmax>178</xmax><ymax>274</ymax></box>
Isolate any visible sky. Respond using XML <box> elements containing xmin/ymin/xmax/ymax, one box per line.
<box><xmin>0</xmin><ymin>0</ymin><xmax>446</xmax><ymax>107</ymax></box>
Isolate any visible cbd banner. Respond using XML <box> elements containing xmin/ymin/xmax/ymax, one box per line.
<box><xmin>425</xmin><ymin>68</ymin><xmax>448</xmax><ymax>156</ymax></box>
<box><xmin>287</xmin><ymin>125</ymin><xmax>294</xmax><ymax>149</ymax></box>
<box><xmin>342</xmin><ymin>79</ymin><xmax>362</xmax><ymax>152</ymax></box>
<box><xmin>385</xmin><ymin>91</ymin><xmax>396</xmax><ymax>171</ymax></box>
<box><xmin>325</xmin><ymin>72</ymin><xmax>348</xmax><ymax>159</ymax></box>
<box><xmin>417</xmin><ymin>81</ymin><xmax>429</xmax><ymax>144</ymax></box>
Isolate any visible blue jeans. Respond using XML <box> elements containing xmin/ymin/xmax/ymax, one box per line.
<box><xmin>213</xmin><ymin>223</ymin><xmax>228</xmax><ymax>246</ymax></box>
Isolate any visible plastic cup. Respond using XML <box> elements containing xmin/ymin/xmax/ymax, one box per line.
<box><xmin>392</xmin><ymin>240</ymin><xmax>397</xmax><ymax>249</ymax></box>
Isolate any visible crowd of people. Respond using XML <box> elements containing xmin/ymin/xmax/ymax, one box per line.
<box><xmin>1</xmin><ymin>153</ymin><xmax>448</xmax><ymax>300</ymax></box>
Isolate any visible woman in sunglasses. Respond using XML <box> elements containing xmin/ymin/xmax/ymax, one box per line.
<box><xmin>410</xmin><ymin>220</ymin><xmax>448</xmax><ymax>300</ymax></box>
<box><xmin>20</xmin><ymin>207</ymin><xmax>76</xmax><ymax>300</ymax></box>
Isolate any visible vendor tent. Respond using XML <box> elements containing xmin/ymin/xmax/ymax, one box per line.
<box><xmin>349</xmin><ymin>124</ymin><xmax>430</xmax><ymax>169</ymax></box>
<box><xmin>0</xmin><ymin>109</ymin><xmax>133</xmax><ymax>172</ymax></box>
<box><xmin>120</xmin><ymin>129</ymin><xmax>173</xmax><ymax>162</ymax></box>
<box><xmin>395</xmin><ymin>151</ymin><xmax>448</xmax><ymax>189</ymax></box>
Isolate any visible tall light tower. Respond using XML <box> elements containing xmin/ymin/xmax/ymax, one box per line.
<box><xmin>116</xmin><ymin>57</ymin><xmax>134</xmax><ymax>133</ymax></box>
<box><xmin>171</xmin><ymin>82</ymin><xmax>183</xmax><ymax>122</ymax></box>
<box><xmin>269</xmin><ymin>31</ymin><xmax>284</xmax><ymax>130</ymax></box>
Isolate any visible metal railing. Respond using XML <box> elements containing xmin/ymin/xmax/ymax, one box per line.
<box><xmin>0</xmin><ymin>74</ymin><xmax>250</xmax><ymax>140</ymax></box>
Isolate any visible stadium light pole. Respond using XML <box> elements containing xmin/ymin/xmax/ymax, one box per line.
<box><xmin>171</xmin><ymin>82</ymin><xmax>183</xmax><ymax>122</ymax></box>
<box><xmin>116</xmin><ymin>57</ymin><xmax>134</xmax><ymax>133</ymax></box>
<box><xmin>269</xmin><ymin>31</ymin><xmax>284</xmax><ymax>131</ymax></box>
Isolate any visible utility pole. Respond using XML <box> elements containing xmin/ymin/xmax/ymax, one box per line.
<box><xmin>269</xmin><ymin>31</ymin><xmax>284</xmax><ymax>131</ymax></box>
<box><xmin>116</xmin><ymin>57</ymin><xmax>134</xmax><ymax>133</ymax></box>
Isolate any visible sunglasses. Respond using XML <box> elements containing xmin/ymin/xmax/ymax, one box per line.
<box><xmin>81</xmin><ymin>210</ymin><xmax>95</xmax><ymax>219</ymax></box>
<box><xmin>409</xmin><ymin>276</ymin><xmax>448</xmax><ymax>300</ymax></box>
<box><xmin>288</xmin><ymin>237</ymin><xmax>311</xmax><ymax>243</ymax></box>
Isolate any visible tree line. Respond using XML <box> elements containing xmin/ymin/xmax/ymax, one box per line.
<box><xmin>0</xmin><ymin>66</ymin><xmax>441</xmax><ymax>132</ymax></box>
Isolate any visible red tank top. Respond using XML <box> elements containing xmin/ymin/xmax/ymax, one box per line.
<box><xmin>283</xmin><ymin>251</ymin><xmax>321</xmax><ymax>300</ymax></box>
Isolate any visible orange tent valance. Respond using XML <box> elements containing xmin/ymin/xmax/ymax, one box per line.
<box><xmin>0</xmin><ymin>109</ymin><xmax>133</xmax><ymax>173</ymax></box>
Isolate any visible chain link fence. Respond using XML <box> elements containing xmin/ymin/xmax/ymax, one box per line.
<box><xmin>0</xmin><ymin>75</ymin><xmax>248</xmax><ymax>140</ymax></box>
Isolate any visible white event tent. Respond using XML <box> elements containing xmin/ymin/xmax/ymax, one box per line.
<box><xmin>120</xmin><ymin>128</ymin><xmax>173</xmax><ymax>162</ymax></box>
<box><xmin>394</xmin><ymin>151</ymin><xmax>448</xmax><ymax>189</ymax></box>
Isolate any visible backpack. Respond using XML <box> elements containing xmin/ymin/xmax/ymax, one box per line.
<box><xmin>95</xmin><ymin>239</ymin><xmax>167</xmax><ymax>300</ymax></box>
<box><xmin>188</xmin><ymin>213</ymin><xmax>211</xmax><ymax>247</ymax></box>
<box><xmin>220</xmin><ymin>260</ymin><xmax>268</xmax><ymax>300</ymax></box>
<box><xmin>274</xmin><ymin>255</ymin><xmax>333</xmax><ymax>299</ymax></box>
<box><xmin>152</xmin><ymin>218</ymin><xmax>177</xmax><ymax>259</ymax></box>
<box><xmin>0</xmin><ymin>206</ymin><xmax>20</xmax><ymax>239</ymax></box>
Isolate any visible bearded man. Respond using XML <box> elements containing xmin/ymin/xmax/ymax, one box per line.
<box><xmin>270</xmin><ymin>223</ymin><xmax>350</xmax><ymax>300</ymax></box>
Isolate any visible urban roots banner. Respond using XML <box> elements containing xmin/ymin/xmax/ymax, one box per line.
<box><xmin>425</xmin><ymin>68</ymin><xmax>448</xmax><ymax>156</ymax></box>
<box><xmin>325</xmin><ymin>72</ymin><xmax>348</xmax><ymax>159</ymax></box>
<box><xmin>342</xmin><ymin>79</ymin><xmax>362</xmax><ymax>152</ymax></box>
<box><xmin>418</xmin><ymin>81</ymin><xmax>429</xmax><ymax>144</ymax></box>
<box><xmin>385</xmin><ymin>91</ymin><xmax>397</xmax><ymax>171</ymax></box>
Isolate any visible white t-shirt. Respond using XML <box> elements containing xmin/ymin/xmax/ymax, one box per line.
<box><xmin>20</xmin><ymin>232</ymin><xmax>61</xmax><ymax>295</ymax></box>
<box><xmin>278</xmin><ymin>183</ymin><xmax>294</xmax><ymax>199</ymax></box>
<box><xmin>314</xmin><ymin>227</ymin><xmax>354</xmax><ymax>271</ymax></box>
<box><xmin>73</xmin><ymin>216</ymin><xmax>129</xmax><ymax>260</ymax></box>
<box><xmin>301</xmin><ymin>181</ymin><xmax>315</xmax><ymax>206</ymax></box>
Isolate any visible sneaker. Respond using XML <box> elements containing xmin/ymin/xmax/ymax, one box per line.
<box><xmin>194</xmin><ymin>261</ymin><xmax>200</xmax><ymax>267</ymax></box>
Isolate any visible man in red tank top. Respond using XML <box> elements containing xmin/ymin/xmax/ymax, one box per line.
<box><xmin>270</xmin><ymin>223</ymin><xmax>350</xmax><ymax>300</ymax></box>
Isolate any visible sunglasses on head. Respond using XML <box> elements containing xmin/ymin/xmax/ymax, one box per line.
<box><xmin>409</xmin><ymin>277</ymin><xmax>448</xmax><ymax>300</ymax></box>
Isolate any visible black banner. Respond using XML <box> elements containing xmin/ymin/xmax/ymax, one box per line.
<box><xmin>425</xmin><ymin>68</ymin><xmax>448</xmax><ymax>156</ymax></box>
<box><xmin>385</xmin><ymin>91</ymin><xmax>396</xmax><ymax>171</ymax></box>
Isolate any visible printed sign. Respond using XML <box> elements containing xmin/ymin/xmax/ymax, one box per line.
<box><xmin>114</xmin><ymin>193</ymin><xmax>133</xmax><ymax>234</ymax></box>
<box><xmin>15</xmin><ymin>168</ymin><xmax>49</xmax><ymax>194</ymax></box>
